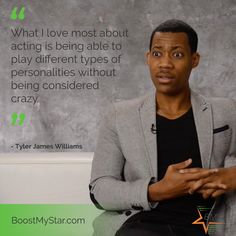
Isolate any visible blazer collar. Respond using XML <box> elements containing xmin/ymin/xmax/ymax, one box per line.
<box><xmin>139</xmin><ymin>90</ymin><xmax>213</xmax><ymax>178</ymax></box>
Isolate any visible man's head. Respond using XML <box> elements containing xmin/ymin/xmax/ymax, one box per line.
<box><xmin>149</xmin><ymin>19</ymin><xmax>198</xmax><ymax>54</ymax></box>
<box><xmin>146</xmin><ymin>19</ymin><xmax>200</xmax><ymax>96</ymax></box>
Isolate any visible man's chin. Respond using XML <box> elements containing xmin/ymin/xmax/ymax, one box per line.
<box><xmin>155</xmin><ymin>86</ymin><xmax>190</xmax><ymax>96</ymax></box>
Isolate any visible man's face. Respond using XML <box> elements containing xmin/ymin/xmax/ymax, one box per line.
<box><xmin>146</xmin><ymin>32</ymin><xmax>200</xmax><ymax>95</ymax></box>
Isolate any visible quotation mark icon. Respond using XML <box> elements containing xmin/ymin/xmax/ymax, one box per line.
<box><xmin>10</xmin><ymin>6</ymin><xmax>25</xmax><ymax>21</ymax></box>
<box><xmin>11</xmin><ymin>113</ymin><xmax>26</xmax><ymax>126</ymax></box>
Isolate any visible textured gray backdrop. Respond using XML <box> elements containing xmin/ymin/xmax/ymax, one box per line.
<box><xmin>0</xmin><ymin>0</ymin><xmax>235</xmax><ymax>153</ymax></box>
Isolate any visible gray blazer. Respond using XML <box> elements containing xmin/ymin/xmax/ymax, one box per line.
<box><xmin>90</xmin><ymin>90</ymin><xmax>236</xmax><ymax>236</ymax></box>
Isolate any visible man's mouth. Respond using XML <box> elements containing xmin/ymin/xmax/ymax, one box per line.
<box><xmin>156</xmin><ymin>75</ymin><xmax>174</xmax><ymax>84</ymax></box>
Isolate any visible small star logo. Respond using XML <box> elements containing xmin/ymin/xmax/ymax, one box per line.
<box><xmin>192</xmin><ymin>208</ymin><xmax>224</xmax><ymax>234</ymax></box>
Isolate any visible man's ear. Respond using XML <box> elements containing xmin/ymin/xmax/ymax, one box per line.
<box><xmin>192</xmin><ymin>52</ymin><xmax>200</xmax><ymax>68</ymax></box>
<box><xmin>145</xmin><ymin>51</ymin><xmax>150</xmax><ymax>65</ymax></box>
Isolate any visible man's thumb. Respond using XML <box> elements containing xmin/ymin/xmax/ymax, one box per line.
<box><xmin>172</xmin><ymin>158</ymin><xmax>192</xmax><ymax>170</ymax></box>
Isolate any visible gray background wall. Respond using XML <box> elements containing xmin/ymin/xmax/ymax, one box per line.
<box><xmin>0</xmin><ymin>0</ymin><xmax>235</xmax><ymax>153</ymax></box>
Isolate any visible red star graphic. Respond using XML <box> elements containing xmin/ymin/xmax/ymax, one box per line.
<box><xmin>192</xmin><ymin>209</ymin><xmax>224</xmax><ymax>234</ymax></box>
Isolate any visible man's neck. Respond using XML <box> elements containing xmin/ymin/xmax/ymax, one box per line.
<box><xmin>156</xmin><ymin>89</ymin><xmax>191</xmax><ymax>119</ymax></box>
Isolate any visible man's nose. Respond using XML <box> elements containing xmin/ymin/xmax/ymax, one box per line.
<box><xmin>158</xmin><ymin>54</ymin><xmax>174</xmax><ymax>69</ymax></box>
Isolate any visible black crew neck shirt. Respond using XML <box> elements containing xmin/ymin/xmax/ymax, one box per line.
<box><xmin>126</xmin><ymin>107</ymin><xmax>214</xmax><ymax>226</ymax></box>
<box><xmin>154</xmin><ymin>107</ymin><xmax>214</xmax><ymax>224</ymax></box>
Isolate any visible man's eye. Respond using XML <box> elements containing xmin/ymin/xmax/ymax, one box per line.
<box><xmin>173</xmin><ymin>52</ymin><xmax>184</xmax><ymax>58</ymax></box>
<box><xmin>152</xmin><ymin>51</ymin><xmax>162</xmax><ymax>57</ymax></box>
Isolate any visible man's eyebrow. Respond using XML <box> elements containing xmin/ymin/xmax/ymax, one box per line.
<box><xmin>152</xmin><ymin>45</ymin><xmax>184</xmax><ymax>50</ymax></box>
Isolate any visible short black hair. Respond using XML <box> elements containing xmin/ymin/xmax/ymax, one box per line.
<box><xmin>149</xmin><ymin>19</ymin><xmax>198</xmax><ymax>53</ymax></box>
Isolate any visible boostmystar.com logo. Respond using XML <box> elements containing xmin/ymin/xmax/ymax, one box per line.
<box><xmin>192</xmin><ymin>206</ymin><xmax>224</xmax><ymax>234</ymax></box>
<box><xmin>12</xmin><ymin>216</ymin><xmax>85</xmax><ymax>226</ymax></box>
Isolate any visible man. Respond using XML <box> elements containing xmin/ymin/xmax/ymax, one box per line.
<box><xmin>89</xmin><ymin>19</ymin><xmax>236</xmax><ymax>236</ymax></box>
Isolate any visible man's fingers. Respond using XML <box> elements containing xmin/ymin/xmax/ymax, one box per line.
<box><xmin>179</xmin><ymin>168</ymin><xmax>218</xmax><ymax>174</ymax></box>
<box><xmin>190</xmin><ymin>181</ymin><xmax>227</xmax><ymax>195</ymax></box>
<box><xmin>186</xmin><ymin>169</ymin><xmax>218</xmax><ymax>181</ymax></box>
<box><xmin>172</xmin><ymin>159</ymin><xmax>192</xmax><ymax>170</ymax></box>
<box><xmin>212</xmin><ymin>190</ymin><xmax>226</xmax><ymax>198</ymax></box>
<box><xmin>202</xmin><ymin>189</ymin><xmax>216</xmax><ymax>199</ymax></box>
<box><xmin>179</xmin><ymin>168</ymin><xmax>202</xmax><ymax>174</ymax></box>
<box><xmin>202</xmin><ymin>183</ymin><xmax>227</xmax><ymax>190</ymax></box>
<box><xmin>196</xmin><ymin>189</ymin><xmax>226</xmax><ymax>198</ymax></box>
<box><xmin>188</xmin><ymin>175</ymin><xmax>219</xmax><ymax>194</ymax></box>
<box><xmin>189</xmin><ymin>179</ymin><xmax>209</xmax><ymax>194</ymax></box>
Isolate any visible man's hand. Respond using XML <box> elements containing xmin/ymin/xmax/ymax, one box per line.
<box><xmin>148</xmin><ymin>159</ymin><xmax>218</xmax><ymax>202</ymax></box>
<box><xmin>185</xmin><ymin>167</ymin><xmax>236</xmax><ymax>199</ymax></box>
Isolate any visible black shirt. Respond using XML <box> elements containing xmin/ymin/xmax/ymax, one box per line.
<box><xmin>126</xmin><ymin>107</ymin><xmax>214</xmax><ymax>225</ymax></box>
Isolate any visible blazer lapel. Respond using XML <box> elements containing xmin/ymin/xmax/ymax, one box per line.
<box><xmin>139</xmin><ymin>93</ymin><xmax>157</xmax><ymax>177</ymax></box>
<box><xmin>191</xmin><ymin>90</ymin><xmax>213</xmax><ymax>168</ymax></box>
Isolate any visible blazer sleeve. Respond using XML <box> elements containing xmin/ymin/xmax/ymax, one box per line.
<box><xmin>89</xmin><ymin>103</ymin><xmax>153</xmax><ymax>211</ymax></box>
